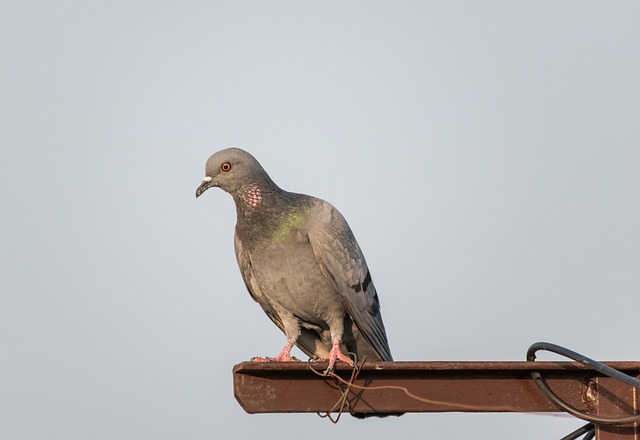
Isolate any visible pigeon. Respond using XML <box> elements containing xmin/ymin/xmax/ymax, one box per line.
<box><xmin>196</xmin><ymin>148</ymin><xmax>393</xmax><ymax>371</ymax></box>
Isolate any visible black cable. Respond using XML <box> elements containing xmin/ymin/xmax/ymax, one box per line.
<box><xmin>527</xmin><ymin>342</ymin><xmax>640</xmax><ymax>426</ymax></box>
<box><xmin>528</xmin><ymin>342</ymin><xmax>640</xmax><ymax>388</ymax></box>
<box><xmin>559</xmin><ymin>423</ymin><xmax>594</xmax><ymax>440</ymax></box>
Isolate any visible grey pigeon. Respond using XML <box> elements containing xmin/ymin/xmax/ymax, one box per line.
<box><xmin>196</xmin><ymin>148</ymin><xmax>393</xmax><ymax>371</ymax></box>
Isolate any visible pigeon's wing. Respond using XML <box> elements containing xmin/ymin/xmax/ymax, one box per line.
<box><xmin>307</xmin><ymin>201</ymin><xmax>393</xmax><ymax>361</ymax></box>
<box><xmin>234</xmin><ymin>231</ymin><xmax>318</xmax><ymax>358</ymax></box>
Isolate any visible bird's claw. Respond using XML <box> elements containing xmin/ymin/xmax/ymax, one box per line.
<box><xmin>249</xmin><ymin>355</ymin><xmax>300</xmax><ymax>363</ymax></box>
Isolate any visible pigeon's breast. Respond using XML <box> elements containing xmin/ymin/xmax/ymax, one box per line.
<box><xmin>249</xmin><ymin>235</ymin><xmax>344</xmax><ymax>326</ymax></box>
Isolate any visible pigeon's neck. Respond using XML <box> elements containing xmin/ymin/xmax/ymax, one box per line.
<box><xmin>235</xmin><ymin>184</ymin><xmax>266</xmax><ymax>210</ymax></box>
<box><xmin>232</xmin><ymin>182</ymin><xmax>287</xmax><ymax>218</ymax></box>
<box><xmin>233</xmin><ymin>185</ymin><xmax>313</xmax><ymax>246</ymax></box>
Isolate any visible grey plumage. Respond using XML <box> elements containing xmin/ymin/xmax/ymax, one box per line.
<box><xmin>196</xmin><ymin>147</ymin><xmax>393</xmax><ymax>367</ymax></box>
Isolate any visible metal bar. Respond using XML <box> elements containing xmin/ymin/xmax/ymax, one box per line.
<box><xmin>233</xmin><ymin>361</ymin><xmax>640</xmax><ymax>420</ymax></box>
<box><xmin>594</xmin><ymin>375</ymin><xmax>640</xmax><ymax>440</ymax></box>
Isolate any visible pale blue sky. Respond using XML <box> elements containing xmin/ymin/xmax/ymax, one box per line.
<box><xmin>2</xmin><ymin>1</ymin><xmax>639</xmax><ymax>439</ymax></box>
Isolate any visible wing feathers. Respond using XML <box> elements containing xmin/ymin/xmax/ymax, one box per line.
<box><xmin>308</xmin><ymin>202</ymin><xmax>393</xmax><ymax>361</ymax></box>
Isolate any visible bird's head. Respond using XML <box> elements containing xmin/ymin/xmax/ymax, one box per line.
<box><xmin>195</xmin><ymin>147</ymin><xmax>270</xmax><ymax>198</ymax></box>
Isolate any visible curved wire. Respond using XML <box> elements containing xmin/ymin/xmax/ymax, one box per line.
<box><xmin>528</xmin><ymin>342</ymin><xmax>640</xmax><ymax>425</ymax></box>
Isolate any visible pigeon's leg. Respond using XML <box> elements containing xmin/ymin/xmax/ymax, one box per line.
<box><xmin>319</xmin><ymin>319</ymin><xmax>355</xmax><ymax>372</ymax></box>
<box><xmin>271</xmin><ymin>342</ymin><xmax>294</xmax><ymax>361</ymax></box>
<box><xmin>251</xmin><ymin>315</ymin><xmax>301</xmax><ymax>363</ymax></box>
<box><xmin>326</xmin><ymin>338</ymin><xmax>355</xmax><ymax>371</ymax></box>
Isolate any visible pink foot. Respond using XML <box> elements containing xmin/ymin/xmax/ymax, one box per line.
<box><xmin>323</xmin><ymin>339</ymin><xmax>354</xmax><ymax>371</ymax></box>
<box><xmin>250</xmin><ymin>342</ymin><xmax>297</xmax><ymax>363</ymax></box>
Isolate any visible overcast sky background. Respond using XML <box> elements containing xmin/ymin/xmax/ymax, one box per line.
<box><xmin>2</xmin><ymin>1</ymin><xmax>639</xmax><ymax>439</ymax></box>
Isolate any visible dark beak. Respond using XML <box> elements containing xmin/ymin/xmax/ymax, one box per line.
<box><xmin>195</xmin><ymin>177</ymin><xmax>214</xmax><ymax>198</ymax></box>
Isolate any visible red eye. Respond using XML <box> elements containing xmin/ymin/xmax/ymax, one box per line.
<box><xmin>221</xmin><ymin>162</ymin><xmax>232</xmax><ymax>172</ymax></box>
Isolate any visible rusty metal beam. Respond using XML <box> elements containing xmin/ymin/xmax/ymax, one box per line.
<box><xmin>233</xmin><ymin>361</ymin><xmax>640</xmax><ymax>438</ymax></box>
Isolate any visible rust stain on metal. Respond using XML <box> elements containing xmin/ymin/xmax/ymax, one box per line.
<box><xmin>583</xmin><ymin>379</ymin><xmax>597</xmax><ymax>412</ymax></box>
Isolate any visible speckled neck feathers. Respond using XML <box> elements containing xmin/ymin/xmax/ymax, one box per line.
<box><xmin>236</xmin><ymin>184</ymin><xmax>264</xmax><ymax>209</ymax></box>
<box><xmin>232</xmin><ymin>180</ymin><xmax>313</xmax><ymax>247</ymax></box>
